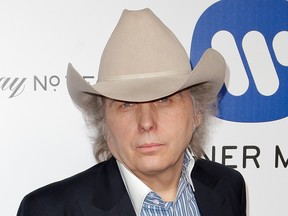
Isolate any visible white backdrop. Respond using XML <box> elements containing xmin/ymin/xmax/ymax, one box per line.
<box><xmin>1</xmin><ymin>1</ymin><xmax>287</xmax><ymax>215</ymax></box>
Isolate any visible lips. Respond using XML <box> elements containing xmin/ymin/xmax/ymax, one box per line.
<box><xmin>137</xmin><ymin>143</ymin><xmax>165</xmax><ymax>153</ymax></box>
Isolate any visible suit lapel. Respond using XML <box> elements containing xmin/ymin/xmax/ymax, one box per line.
<box><xmin>77</xmin><ymin>157</ymin><xmax>226</xmax><ymax>216</ymax></box>
<box><xmin>78</xmin><ymin>193</ymin><xmax>136</xmax><ymax>216</ymax></box>
<box><xmin>192</xmin><ymin>160</ymin><xmax>225</xmax><ymax>216</ymax></box>
<box><xmin>78</xmin><ymin>157</ymin><xmax>136</xmax><ymax>216</ymax></box>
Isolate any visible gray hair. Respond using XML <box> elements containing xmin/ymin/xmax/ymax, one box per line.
<box><xmin>82</xmin><ymin>83</ymin><xmax>219</xmax><ymax>162</ymax></box>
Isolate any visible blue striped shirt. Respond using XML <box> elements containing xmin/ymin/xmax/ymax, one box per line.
<box><xmin>140</xmin><ymin>152</ymin><xmax>201</xmax><ymax>216</ymax></box>
<box><xmin>117</xmin><ymin>150</ymin><xmax>201</xmax><ymax>216</ymax></box>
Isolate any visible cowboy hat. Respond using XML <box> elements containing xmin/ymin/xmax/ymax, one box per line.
<box><xmin>66</xmin><ymin>8</ymin><xmax>226</xmax><ymax>109</ymax></box>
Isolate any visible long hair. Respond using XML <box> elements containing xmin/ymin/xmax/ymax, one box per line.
<box><xmin>81</xmin><ymin>83</ymin><xmax>218</xmax><ymax>162</ymax></box>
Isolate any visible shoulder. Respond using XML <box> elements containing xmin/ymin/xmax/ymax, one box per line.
<box><xmin>192</xmin><ymin>159</ymin><xmax>246</xmax><ymax>201</ymax></box>
<box><xmin>192</xmin><ymin>159</ymin><xmax>247</xmax><ymax>215</ymax></box>
<box><xmin>192</xmin><ymin>159</ymin><xmax>246</xmax><ymax>196</ymax></box>
<box><xmin>17</xmin><ymin>158</ymin><xmax>118</xmax><ymax>215</ymax></box>
<box><xmin>30</xmin><ymin>158</ymin><xmax>115</xmax><ymax>196</ymax></box>
<box><xmin>193</xmin><ymin>159</ymin><xmax>245</xmax><ymax>185</ymax></box>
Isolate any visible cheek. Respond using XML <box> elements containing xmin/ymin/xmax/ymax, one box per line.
<box><xmin>105</xmin><ymin>114</ymin><xmax>121</xmax><ymax>151</ymax></box>
<box><xmin>179</xmin><ymin>115</ymin><xmax>194</xmax><ymax>142</ymax></box>
<box><xmin>158</xmin><ymin>111</ymin><xmax>193</xmax><ymax>144</ymax></box>
<box><xmin>105</xmin><ymin>125</ymin><xmax>117</xmax><ymax>153</ymax></box>
<box><xmin>174</xmin><ymin>107</ymin><xmax>195</xmax><ymax>144</ymax></box>
<box><xmin>106</xmin><ymin>124</ymin><xmax>125</xmax><ymax>162</ymax></box>
<box><xmin>105</xmin><ymin>115</ymin><xmax>134</xmax><ymax>153</ymax></box>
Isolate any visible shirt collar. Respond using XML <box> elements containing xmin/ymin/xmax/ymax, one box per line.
<box><xmin>182</xmin><ymin>149</ymin><xmax>196</xmax><ymax>191</ymax></box>
<box><xmin>116</xmin><ymin>149</ymin><xmax>195</xmax><ymax>216</ymax></box>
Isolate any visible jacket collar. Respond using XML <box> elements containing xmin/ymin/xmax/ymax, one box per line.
<box><xmin>78</xmin><ymin>157</ymin><xmax>136</xmax><ymax>216</ymax></box>
<box><xmin>77</xmin><ymin>157</ymin><xmax>226</xmax><ymax>216</ymax></box>
<box><xmin>192</xmin><ymin>159</ymin><xmax>225</xmax><ymax>216</ymax></box>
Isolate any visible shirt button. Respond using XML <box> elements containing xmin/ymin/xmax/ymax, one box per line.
<box><xmin>153</xmin><ymin>199</ymin><xmax>160</xmax><ymax>205</ymax></box>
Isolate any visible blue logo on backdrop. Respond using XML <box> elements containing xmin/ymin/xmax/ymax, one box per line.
<box><xmin>191</xmin><ymin>0</ymin><xmax>288</xmax><ymax>123</ymax></box>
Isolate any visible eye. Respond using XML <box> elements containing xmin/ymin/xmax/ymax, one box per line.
<box><xmin>120</xmin><ymin>102</ymin><xmax>135</xmax><ymax>108</ymax></box>
<box><xmin>158</xmin><ymin>97</ymin><xmax>170</xmax><ymax>103</ymax></box>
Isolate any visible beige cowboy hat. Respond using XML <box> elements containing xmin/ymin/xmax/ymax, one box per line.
<box><xmin>66</xmin><ymin>8</ymin><xmax>226</xmax><ymax>109</ymax></box>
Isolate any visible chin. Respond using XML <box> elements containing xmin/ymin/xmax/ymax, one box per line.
<box><xmin>136</xmin><ymin>160</ymin><xmax>170</xmax><ymax>174</ymax></box>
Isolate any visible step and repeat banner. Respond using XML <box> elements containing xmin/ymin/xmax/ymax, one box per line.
<box><xmin>1</xmin><ymin>0</ymin><xmax>287</xmax><ymax>215</ymax></box>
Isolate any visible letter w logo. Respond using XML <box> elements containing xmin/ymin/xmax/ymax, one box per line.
<box><xmin>190</xmin><ymin>0</ymin><xmax>288</xmax><ymax>122</ymax></box>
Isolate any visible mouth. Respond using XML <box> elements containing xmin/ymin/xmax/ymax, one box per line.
<box><xmin>137</xmin><ymin>143</ymin><xmax>165</xmax><ymax>154</ymax></box>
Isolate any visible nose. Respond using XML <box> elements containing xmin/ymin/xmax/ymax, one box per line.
<box><xmin>137</xmin><ymin>103</ymin><xmax>157</xmax><ymax>132</ymax></box>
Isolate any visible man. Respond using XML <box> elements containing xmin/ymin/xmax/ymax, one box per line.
<box><xmin>17</xmin><ymin>8</ymin><xmax>246</xmax><ymax>216</ymax></box>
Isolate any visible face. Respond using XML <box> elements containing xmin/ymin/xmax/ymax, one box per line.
<box><xmin>104</xmin><ymin>89</ymin><xmax>199</xmax><ymax>180</ymax></box>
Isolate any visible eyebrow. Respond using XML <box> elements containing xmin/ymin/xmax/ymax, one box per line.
<box><xmin>104</xmin><ymin>90</ymin><xmax>186</xmax><ymax>107</ymax></box>
<box><xmin>104</xmin><ymin>98</ymin><xmax>131</xmax><ymax>108</ymax></box>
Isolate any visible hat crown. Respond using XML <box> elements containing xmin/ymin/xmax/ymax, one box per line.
<box><xmin>98</xmin><ymin>8</ymin><xmax>191</xmax><ymax>82</ymax></box>
<box><xmin>66</xmin><ymin>8</ymin><xmax>225</xmax><ymax>106</ymax></box>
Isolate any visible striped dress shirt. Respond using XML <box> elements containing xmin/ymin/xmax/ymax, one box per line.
<box><xmin>140</xmin><ymin>152</ymin><xmax>201</xmax><ymax>216</ymax></box>
<box><xmin>117</xmin><ymin>150</ymin><xmax>201</xmax><ymax>216</ymax></box>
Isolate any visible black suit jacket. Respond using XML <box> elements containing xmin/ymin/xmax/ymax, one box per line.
<box><xmin>17</xmin><ymin>157</ymin><xmax>246</xmax><ymax>216</ymax></box>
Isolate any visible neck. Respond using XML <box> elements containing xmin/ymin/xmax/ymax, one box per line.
<box><xmin>135</xmin><ymin>156</ymin><xmax>184</xmax><ymax>202</ymax></box>
<box><xmin>145</xmin><ymin>173</ymin><xmax>181</xmax><ymax>201</ymax></box>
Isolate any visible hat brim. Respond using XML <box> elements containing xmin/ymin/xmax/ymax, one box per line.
<box><xmin>66</xmin><ymin>48</ymin><xmax>226</xmax><ymax>108</ymax></box>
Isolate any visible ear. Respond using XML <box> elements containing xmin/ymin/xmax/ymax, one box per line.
<box><xmin>193</xmin><ymin>112</ymin><xmax>201</xmax><ymax>131</ymax></box>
